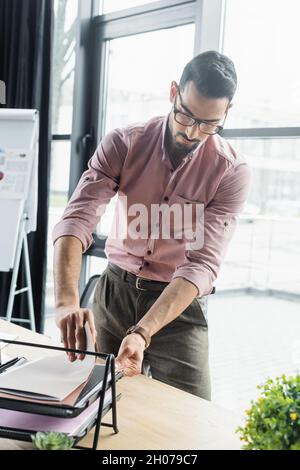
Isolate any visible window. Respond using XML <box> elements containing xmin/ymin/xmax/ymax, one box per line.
<box><xmin>218</xmin><ymin>0</ymin><xmax>300</xmax><ymax>297</ymax></box>
<box><xmin>52</xmin><ymin>0</ymin><xmax>78</xmax><ymax>135</ymax></box>
<box><xmin>223</xmin><ymin>0</ymin><xmax>300</xmax><ymax>128</ymax></box>
<box><xmin>215</xmin><ymin>139</ymin><xmax>300</xmax><ymax>294</ymax></box>
<box><xmin>105</xmin><ymin>24</ymin><xmax>195</xmax><ymax>133</ymax></box>
<box><xmin>230</xmin><ymin>139</ymin><xmax>300</xmax><ymax>217</ymax></box>
<box><xmin>45</xmin><ymin>0</ymin><xmax>78</xmax><ymax>316</ymax></box>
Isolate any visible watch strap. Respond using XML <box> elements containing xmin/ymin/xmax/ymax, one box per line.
<box><xmin>125</xmin><ymin>325</ymin><xmax>151</xmax><ymax>349</ymax></box>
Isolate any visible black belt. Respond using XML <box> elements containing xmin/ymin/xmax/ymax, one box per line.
<box><xmin>107</xmin><ymin>262</ymin><xmax>216</xmax><ymax>295</ymax></box>
<box><xmin>107</xmin><ymin>262</ymin><xmax>170</xmax><ymax>292</ymax></box>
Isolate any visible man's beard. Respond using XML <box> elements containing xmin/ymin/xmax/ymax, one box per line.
<box><xmin>172</xmin><ymin>132</ymin><xmax>200</xmax><ymax>156</ymax></box>
<box><xmin>166</xmin><ymin>115</ymin><xmax>201</xmax><ymax>161</ymax></box>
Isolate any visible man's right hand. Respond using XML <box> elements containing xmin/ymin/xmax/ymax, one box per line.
<box><xmin>56</xmin><ymin>308</ymin><xmax>97</xmax><ymax>362</ymax></box>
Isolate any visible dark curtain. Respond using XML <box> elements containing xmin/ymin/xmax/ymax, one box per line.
<box><xmin>0</xmin><ymin>0</ymin><xmax>53</xmax><ymax>332</ymax></box>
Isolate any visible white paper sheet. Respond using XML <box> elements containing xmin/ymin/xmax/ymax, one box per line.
<box><xmin>0</xmin><ymin>333</ymin><xmax>19</xmax><ymax>366</ymax></box>
<box><xmin>0</xmin><ymin>323</ymin><xmax>95</xmax><ymax>401</ymax></box>
<box><xmin>0</xmin><ymin>333</ymin><xmax>18</xmax><ymax>351</ymax></box>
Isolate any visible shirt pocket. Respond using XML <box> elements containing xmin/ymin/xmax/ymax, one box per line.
<box><xmin>171</xmin><ymin>194</ymin><xmax>205</xmax><ymax>249</ymax></box>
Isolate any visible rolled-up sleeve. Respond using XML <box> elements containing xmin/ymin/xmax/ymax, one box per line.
<box><xmin>52</xmin><ymin>128</ymin><xmax>128</xmax><ymax>252</ymax></box>
<box><xmin>172</xmin><ymin>160</ymin><xmax>251</xmax><ymax>297</ymax></box>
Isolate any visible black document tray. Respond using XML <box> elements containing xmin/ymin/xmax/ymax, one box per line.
<box><xmin>0</xmin><ymin>338</ymin><xmax>121</xmax><ymax>450</ymax></box>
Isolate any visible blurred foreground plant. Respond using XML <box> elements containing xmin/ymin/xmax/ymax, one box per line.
<box><xmin>237</xmin><ymin>374</ymin><xmax>300</xmax><ymax>450</ymax></box>
<box><xmin>31</xmin><ymin>431</ymin><xmax>74</xmax><ymax>450</ymax></box>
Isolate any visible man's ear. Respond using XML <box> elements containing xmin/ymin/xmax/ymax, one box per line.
<box><xmin>227</xmin><ymin>102</ymin><xmax>234</xmax><ymax>110</ymax></box>
<box><xmin>169</xmin><ymin>80</ymin><xmax>178</xmax><ymax>104</ymax></box>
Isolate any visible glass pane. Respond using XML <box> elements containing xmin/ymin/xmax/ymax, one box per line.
<box><xmin>52</xmin><ymin>0</ymin><xmax>78</xmax><ymax>134</ymax></box>
<box><xmin>223</xmin><ymin>0</ymin><xmax>300</xmax><ymax>128</ymax></box>
<box><xmin>105</xmin><ymin>23</ymin><xmax>195</xmax><ymax>132</ymax></box>
<box><xmin>45</xmin><ymin>140</ymin><xmax>71</xmax><ymax>316</ymax></box>
<box><xmin>216</xmin><ymin>139</ymin><xmax>300</xmax><ymax>294</ymax></box>
<box><xmin>229</xmin><ymin>139</ymin><xmax>300</xmax><ymax>216</ymax></box>
<box><xmin>100</xmin><ymin>0</ymin><xmax>159</xmax><ymax>14</ymax></box>
<box><xmin>218</xmin><ymin>216</ymin><xmax>300</xmax><ymax>294</ymax></box>
<box><xmin>88</xmin><ymin>257</ymin><xmax>108</xmax><ymax>278</ymax></box>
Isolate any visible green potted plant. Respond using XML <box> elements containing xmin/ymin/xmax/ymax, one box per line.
<box><xmin>237</xmin><ymin>374</ymin><xmax>300</xmax><ymax>450</ymax></box>
<box><xmin>31</xmin><ymin>432</ymin><xmax>74</xmax><ymax>450</ymax></box>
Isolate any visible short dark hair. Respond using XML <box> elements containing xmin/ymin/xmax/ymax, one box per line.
<box><xmin>179</xmin><ymin>50</ymin><xmax>237</xmax><ymax>102</ymax></box>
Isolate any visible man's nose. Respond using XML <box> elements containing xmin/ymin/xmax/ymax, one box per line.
<box><xmin>185</xmin><ymin>123</ymin><xmax>200</xmax><ymax>140</ymax></box>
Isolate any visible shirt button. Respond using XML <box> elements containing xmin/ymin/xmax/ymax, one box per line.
<box><xmin>164</xmin><ymin>196</ymin><xmax>169</xmax><ymax>202</ymax></box>
<box><xmin>147</xmin><ymin>250</ymin><xmax>151</xmax><ymax>255</ymax></box>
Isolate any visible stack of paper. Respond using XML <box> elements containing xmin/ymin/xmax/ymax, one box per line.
<box><xmin>0</xmin><ymin>324</ymin><xmax>95</xmax><ymax>402</ymax></box>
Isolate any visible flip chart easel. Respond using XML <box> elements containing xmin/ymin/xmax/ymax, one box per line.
<box><xmin>0</xmin><ymin>109</ymin><xmax>39</xmax><ymax>331</ymax></box>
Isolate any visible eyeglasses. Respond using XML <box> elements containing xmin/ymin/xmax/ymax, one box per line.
<box><xmin>173</xmin><ymin>86</ymin><xmax>227</xmax><ymax>136</ymax></box>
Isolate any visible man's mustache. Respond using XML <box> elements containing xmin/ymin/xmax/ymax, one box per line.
<box><xmin>176</xmin><ymin>132</ymin><xmax>200</xmax><ymax>144</ymax></box>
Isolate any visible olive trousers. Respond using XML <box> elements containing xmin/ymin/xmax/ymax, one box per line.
<box><xmin>93</xmin><ymin>262</ymin><xmax>211</xmax><ymax>399</ymax></box>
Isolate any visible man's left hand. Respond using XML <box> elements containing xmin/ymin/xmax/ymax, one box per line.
<box><xmin>115</xmin><ymin>333</ymin><xmax>146</xmax><ymax>377</ymax></box>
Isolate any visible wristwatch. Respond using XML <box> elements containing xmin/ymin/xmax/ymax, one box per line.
<box><xmin>125</xmin><ymin>325</ymin><xmax>151</xmax><ymax>349</ymax></box>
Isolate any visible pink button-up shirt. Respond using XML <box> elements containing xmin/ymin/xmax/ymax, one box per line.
<box><xmin>52</xmin><ymin>115</ymin><xmax>251</xmax><ymax>297</ymax></box>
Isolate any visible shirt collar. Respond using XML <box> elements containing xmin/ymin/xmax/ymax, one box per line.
<box><xmin>161</xmin><ymin>114</ymin><xmax>172</xmax><ymax>167</ymax></box>
<box><xmin>161</xmin><ymin>115</ymin><xmax>169</xmax><ymax>153</ymax></box>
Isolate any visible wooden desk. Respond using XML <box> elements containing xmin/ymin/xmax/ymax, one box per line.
<box><xmin>0</xmin><ymin>320</ymin><xmax>241</xmax><ymax>450</ymax></box>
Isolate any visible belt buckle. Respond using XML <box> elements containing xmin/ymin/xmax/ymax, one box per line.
<box><xmin>135</xmin><ymin>277</ymin><xmax>147</xmax><ymax>291</ymax></box>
